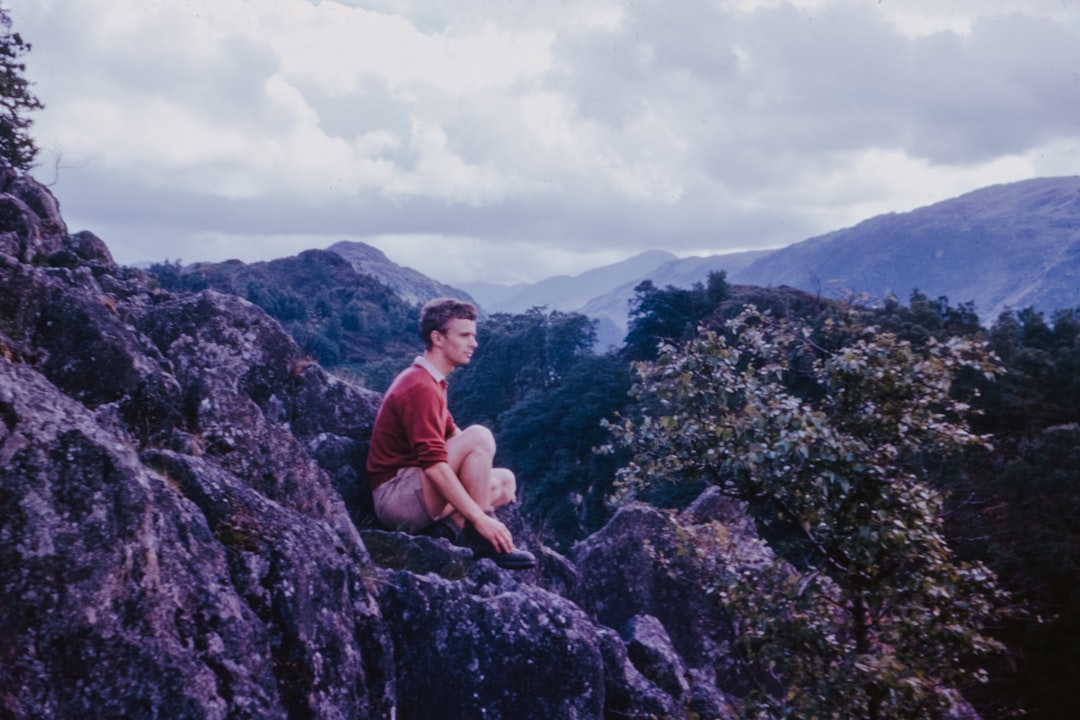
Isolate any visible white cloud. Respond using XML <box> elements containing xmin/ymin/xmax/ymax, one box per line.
<box><xmin>8</xmin><ymin>0</ymin><xmax>1080</xmax><ymax>284</ymax></box>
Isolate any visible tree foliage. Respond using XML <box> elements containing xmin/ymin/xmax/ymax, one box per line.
<box><xmin>0</xmin><ymin>8</ymin><xmax>43</xmax><ymax>171</ymax></box>
<box><xmin>623</xmin><ymin>271</ymin><xmax>729</xmax><ymax>360</ymax></box>
<box><xmin>449</xmin><ymin>308</ymin><xmax>597</xmax><ymax>428</ymax></box>
<box><xmin>496</xmin><ymin>353</ymin><xmax>632</xmax><ymax>545</ymax></box>
<box><xmin>980</xmin><ymin>306</ymin><xmax>1080</xmax><ymax>435</ymax></box>
<box><xmin>148</xmin><ymin>252</ymin><xmax>419</xmax><ymax>385</ymax></box>
<box><xmin>609</xmin><ymin>307</ymin><xmax>1006</xmax><ymax>719</ymax></box>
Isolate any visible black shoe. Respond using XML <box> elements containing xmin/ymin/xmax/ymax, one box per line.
<box><xmin>420</xmin><ymin>518</ymin><xmax>462</xmax><ymax>543</ymax></box>
<box><xmin>462</xmin><ymin>523</ymin><xmax>537</xmax><ymax>570</ymax></box>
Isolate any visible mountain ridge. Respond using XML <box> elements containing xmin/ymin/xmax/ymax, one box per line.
<box><xmin>460</xmin><ymin>249</ymin><xmax>678</xmax><ymax>315</ymax></box>
<box><xmin>466</xmin><ymin>176</ymin><xmax>1080</xmax><ymax>334</ymax></box>
<box><xmin>152</xmin><ymin>176</ymin><xmax>1080</xmax><ymax>351</ymax></box>
<box><xmin>731</xmin><ymin>175</ymin><xmax>1080</xmax><ymax>320</ymax></box>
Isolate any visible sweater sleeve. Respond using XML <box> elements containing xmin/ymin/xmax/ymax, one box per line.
<box><xmin>397</xmin><ymin>378</ymin><xmax>451</xmax><ymax>468</ymax></box>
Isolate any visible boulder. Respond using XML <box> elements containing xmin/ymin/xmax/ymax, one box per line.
<box><xmin>374</xmin><ymin>564</ymin><xmax>607</xmax><ymax>720</ymax></box>
<box><xmin>623</xmin><ymin>614</ymin><xmax>690</xmax><ymax>699</ymax></box>
<box><xmin>0</xmin><ymin>358</ymin><xmax>287</xmax><ymax>719</ymax></box>
<box><xmin>0</xmin><ymin>165</ymin><xmax>67</xmax><ymax>263</ymax></box>
<box><xmin>570</xmin><ymin>495</ymin><xmax>773</xmax><ymax>699</ymax></box>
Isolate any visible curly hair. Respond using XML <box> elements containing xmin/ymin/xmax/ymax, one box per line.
<box><xmin>419</xmin><ymin>298</ymin><xmax>477</xmax><ymax>349</ymax></box>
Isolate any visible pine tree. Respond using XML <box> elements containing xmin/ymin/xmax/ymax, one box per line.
<box><xmin>0</xmin><ymin>8</ymin><xmax>43</xmax><ymax>171</ymax></box>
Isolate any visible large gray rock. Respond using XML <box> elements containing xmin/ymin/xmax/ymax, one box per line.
<box><xmin>374</xmin><ymin>564</ymin><xmax>606</xmax><ymax>720</ymax></box>
<box><xmin>570</xmin><ymin>493</ymin><xmax>773</xmax><ymax>704</ymax></box>
<box><xmin>0</xmin><ymin>358</ymin><xmax>288</xmax><ymax>719</ymax></box>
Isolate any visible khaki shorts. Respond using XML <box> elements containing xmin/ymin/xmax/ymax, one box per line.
<box><xmin>372</xmin><ymin>466</ymin><xmax>435</xmax><ymax>533</ymax></box>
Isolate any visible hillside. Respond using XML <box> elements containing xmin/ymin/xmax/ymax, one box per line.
<box><xmin>155</xmin><ymin>249</ymin><xmax>420</xmax><ymax>370</ymax></box>
<box><xmin>327</xmin><ymin>240</ymin><xmax>478</xmax><ymax>307</ymax></box>
<box><xmin>731</xmin><ymin>176</ymin><xmax>1080</xmax><ymax>320</ymax></box>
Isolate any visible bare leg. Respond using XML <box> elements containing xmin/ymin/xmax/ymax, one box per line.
<box><xmin>453</xmin><ymin>425</ymin><xmax>496</xmax><ymax>509</ymax></box>
<box><xmin>426</xmin><ymin>425</ymin><xmax>516</xmax><ymax>527</ymax></box>
<box><xmin>417</xmin><ymin>425</ymin><xmax>536</xmax><ymax>568</ymax></box>
<box><xmin>490</xmin><ymin>467</ymin><xmax>517</xmax><ymax>508</ymax></box>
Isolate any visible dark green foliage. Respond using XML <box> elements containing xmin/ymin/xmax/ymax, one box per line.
<box><xmin>980</xmin><ymin>306</ymin><xmax>1080</xmax><ymax>434</ymax></box>
<box><xmin>496</xmin><ymin>354</ymin><xmax>632</xmax><ymax>546</ymax></box>
<box><xmin>0</xmin><ymin>9</ymin><xmax>42</xmax><ymax>172</ymax></box>
<box><xmin>990</xmin><ymin>424</ymin><xmax>1080</xmax><ymax>612</ymax></box>
<box><xmin>148</xmin><ymin>252</ymin><xmax>419</xmax><ymax>386</ymax></box>
<box><xmin>623</xmin><ymin>271</ymin><xmax>729</xmax><ymax>360</ymax></box>
<box><xmin>449</xmin><ymin>308</ymin><xmax>597</xmax><ymax>428</ymax></box>
<box><xmin>936</xmin><ymin>306</ymin><xmax>1080</xmax><ymax>720</ymax></box>
<box><xmin>610</xmin><ymin>308</ymin><xmax>1005</xmax><ymax>719</ymax></box>
<box><xmin>874</xmin><ymin>290</ymin><xmax>984</xmax><ymax>344</ymax></box>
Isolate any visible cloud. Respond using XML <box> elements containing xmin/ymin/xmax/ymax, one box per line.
<box><xmin>9</xmin><ymin>0</ymin><xmax>1080</xmax><ymax>284</ymax></box>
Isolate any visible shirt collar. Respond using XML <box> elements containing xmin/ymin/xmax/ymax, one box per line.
<box><xmin>413</xmin><ymin>355</ymin><xmax>447</xmax><ymax>384</ymax></box>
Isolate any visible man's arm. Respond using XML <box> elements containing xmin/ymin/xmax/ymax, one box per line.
<box><xmin>423</xmin><ymin>462</ymin><xmax>514</xmax><ymax>553</ymax></box>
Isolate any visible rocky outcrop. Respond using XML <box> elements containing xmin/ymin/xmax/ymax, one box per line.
<box><xmin>327</xmin><ymin>240</ymin><xmax>478</xmax><ymax>309</ymax></box>
<box><xmin>0</xmin><ymin>170</ymin><xmax>770</xmax><ymax>718</ymax></box>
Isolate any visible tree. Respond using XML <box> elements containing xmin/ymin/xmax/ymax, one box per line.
<box><xmin>609</xmin><ymin>307</ymin><xmax>1005</xmax><ymax>719</ymax></box>
<box><xmin>449</xmin><ymin>309</ymin><xmax>597</xmax><ymax>428</ymax></box>
<box><xmin>0</xmin><ymin>8</ymin><xmax>43</xmax><ymax>171</ymax></box>
<box><xmin>623</xmin><ymin>271</ymin><xmax>729</xmax><ymax>361</ymax></box>
<box><xmin>496</xmin><ymin>353</ymin><xmax>633</xmax><ymax>546</ymax></box>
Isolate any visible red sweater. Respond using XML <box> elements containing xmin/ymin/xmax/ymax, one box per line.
<box><xmin>366</xmin><ymin>362</ymin><xmax>458</xmax><ymax>489</ymax></box>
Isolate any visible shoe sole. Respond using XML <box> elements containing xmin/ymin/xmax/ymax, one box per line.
<box><xmin>474</xmin><ymin>551</ymin><xmax>537</xmax><ymax>570</ymax></box>
<box><xmin>491</xmin><ymin>559</ymin><xmax>538</xmax><ymax>570</ymax></box>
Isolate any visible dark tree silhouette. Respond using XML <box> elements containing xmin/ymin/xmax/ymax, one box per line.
<box><xmin>0</xmin><ymin>8</ymin><xmax>44</xmax><ymax>171</ymax></box>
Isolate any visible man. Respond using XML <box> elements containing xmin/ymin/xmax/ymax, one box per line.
<box><xmin>366</xmin><ymin>298</ymin><xmax>537</xmax><ymax>570</ymax></box>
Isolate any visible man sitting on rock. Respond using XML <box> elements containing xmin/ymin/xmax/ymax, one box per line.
<box><xmin>365</xmin><ymin>297</ymin><xmax>537</xmax><ymax>570</ymax></box>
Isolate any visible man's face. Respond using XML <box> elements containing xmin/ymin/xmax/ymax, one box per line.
<box><xmin>435</xmin><ymin>317</ymin><xmax>478</xmax><ymax>368</ymax></box>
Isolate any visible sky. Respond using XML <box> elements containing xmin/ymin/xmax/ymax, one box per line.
<box><xmin>7</xmin><ymin>0</ymin><xmax>1080</xmax><ymax>286</ymax></box>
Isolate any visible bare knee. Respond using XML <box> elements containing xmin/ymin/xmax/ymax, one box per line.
<box><xmin>491</xmin><ymin>467</ymin><xmax>517</xmax><ymax>507</ymax></box>
<box><xmin>459</xmin><ymin>424</ymin><xmax>496</xmax><ymax>456</ymax></box>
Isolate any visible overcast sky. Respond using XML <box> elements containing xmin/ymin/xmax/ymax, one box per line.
<box><xmin>8</xmin><ymin>0</ymin><xmax>1080</xmax><ymax>286</ymax></box>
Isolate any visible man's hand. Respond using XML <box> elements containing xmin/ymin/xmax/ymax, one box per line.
<box><xmin>473</xmin><ymin>512</ymin><xmax>514</xmax><ymax>554</ymax></box>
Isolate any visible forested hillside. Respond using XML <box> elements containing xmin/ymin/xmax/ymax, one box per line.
<box><xmin>150</xmin><ymin>250</ymin><xmax>420</xmax><ymax>386</ymax></box>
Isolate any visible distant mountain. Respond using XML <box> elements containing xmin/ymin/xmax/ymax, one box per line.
<box><xmin>730</xmin><ymin>176</ymin><xmax>1080</xmax><ymax>320</ymax></box>
<box><xmin>579</xmin><ymin>249</ymin><xmax>772</xmax><ymax>337</ymax></box>
<box><xmin>461</xmin><ymin>249</ymin><xmax>677</xmax><ymax>315</ymax></box>
<box><xmin>457</xmin><ymin>280</ymin><xmax>532</xmax><ymax>310</ymax></box>
<box><xmin>327</xmin><ymin>240</ymin><xmax>477</xmax><ymax>307</ymax></box>
<box><xmin>472</xmin><ymin>176</ymin><xmax>1080</xmax><ymax>343</ymax></box>
<box><xmin>459</xmin><ymin>248</ymin><xmax>769</xmax><ymax>348</ymax></box>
